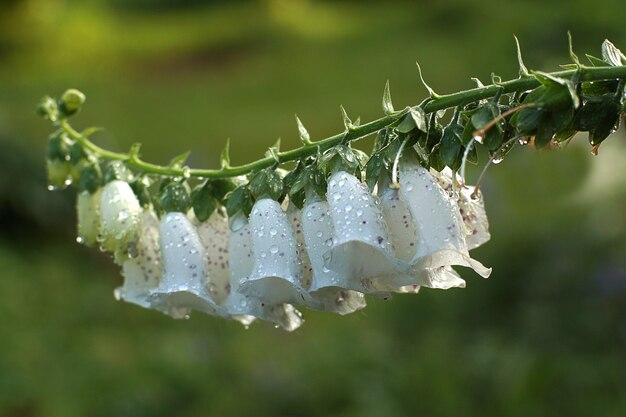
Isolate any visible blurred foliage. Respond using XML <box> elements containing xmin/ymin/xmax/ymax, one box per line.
<box><xmin>1</xmin><ymin>0</ymin><xmax>626</xmax><ymax>416</ymax></box>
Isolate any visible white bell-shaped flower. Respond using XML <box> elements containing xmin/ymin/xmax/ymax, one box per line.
<box><xmin>98</xmin><ymin>180</ymin><xmax>143</xmax><ymax>263</ymax></box>
<box><xmin>149</xmin><ymin>212</ymin><xmax>221</xmax><ymax>319</ymax></box>
<box><xmin>379</xmin><ymin>182</ymin><xmax>466</xmax><ymax>291</ymax></box>
<box><xmin>398</xmin><ymin>158</ymin><xmax>491</xmax><ymax>278</ymax></box>
<box><xmin>116</xmin><ymin>208</ymin><xmax>162</xmax><ymax>308</ymax></box>
<box><xmin>432</xmin><ymin>168</ymin><xmax>490</xmax><ymax>250</ymax></box>
<box><xmin>76</xmin><ymin>189</ymin><xmax>101</xmax><ymax>247</ymax></box>
<box><xmin>240</xmin><ymin>198</ymin><xmax>317</xmax><ymax>307</ymax></box>
<box><xmin>227</xmin><ymin>222</ymin><xmax>304</xmax><ymax>331</ymax></box>
<box><xmin>293</xmin><ymin>199</ymin><xmax>366</xmax><ymax>315</ymax></box>
<box><xmin>325</xmin><ymin>171</ymin><xmax>407</xmax><ymax>293</ymax></box>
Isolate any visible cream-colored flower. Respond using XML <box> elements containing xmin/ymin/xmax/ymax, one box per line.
<box><xmin>76</xmin><ymin>189</ymin><xmax>101</xmax><ymax>247</ymax></box>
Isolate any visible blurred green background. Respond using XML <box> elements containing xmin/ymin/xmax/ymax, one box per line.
<box><xmin>1</xmin><ymin>0</ymin><xmax>626</xmax><ymax>416</ymax></box>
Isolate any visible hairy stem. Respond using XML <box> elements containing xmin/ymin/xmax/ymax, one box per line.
<box><xmin>60</xmin><ymin>65</ymin><xmax>626</xmax><ymax>179</ymax></box>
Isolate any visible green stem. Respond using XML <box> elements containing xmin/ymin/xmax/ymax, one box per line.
<box><xmin>60</xmin><ymin>65</ymin><xmax>626</xmax><ymax>179</ymax></box>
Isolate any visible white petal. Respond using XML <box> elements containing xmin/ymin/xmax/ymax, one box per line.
<box><xmin>399</xmin><ymin>160</ymin><xmax>491</xmax><ymax>278</ymax></box>
<box><xmin>240</xmin><ymin>198</ymin><xmax>316</xmax><ymax>306</ymax></box>
<box><xmin>225</xmin><ymin>221</ymin><xmax>303</xmax><ymax>331</ymax></box>
<box><xmin>297</xmin><ymin>199</ymin><xmax>366</xmax><ymax>314</ymax></box>
<box><xmin>286</xmin><ymin>203</ymin><xmax>313</xmax><ymax>290</ymax></box>
<box><xmin>325</xmin><ymin>171</ymin><xmax>407</xmax><ymax>293</ymax></box>
<box><xmin>98</xmin><ymin>180</ymin><xmax>143</xmax><ymax>262</ymax></box>
<box><xmin>432</xmin><ymin>168</ymin><xmax>490</xmax><ymax>250</ymax></box>
<box><xmin>149</xmin><ymin>212</ymin><xmax>221</xmax><ymax>319</ymax></box>
<box><xmin>196</xmin><ymin>212</ymin><xmax>231</xmax><ymax>304</ymax></box>
<box><xmin>117</xmin><ymin>208</ymin><xmax>162</xmax><ymax>308</ymax></box>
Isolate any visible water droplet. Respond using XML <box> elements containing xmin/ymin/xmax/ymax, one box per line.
<box><xmin>270</xmin><ymin>245</ymin><xmax>279</xmax><ymax>254</ymax></box>
<box><xmin>492</xmin><ymin>157</ymin><xmax>503</xmax><ymax>165</ymax></box>
<box><xmin>345</xmin><ymin>204</ymin><xmax>353</xmax><ymax>212</ymax></box>
<box><xmin>76</xmin><ymin>236</ymin><xmax>84</xmax><ymax>244</ymax></box>
<box><xmin>260</xmin><ymin>251</ymin><xmax>267</xmax><ymax>258</ymax></box>
<box><xmin>473</xmin><ymin>134</ymin><xmax>484</xmax><ymax>144</ymax></box>
<box><xmin>332</xmin><ymin>192</ymin><xmax>342</xmax><ymax>202</ymax></box>
<box><xmin>269</xmin><ymin>228</ymin><xmax>277</xmax><ymax>236</ymax></box>
<box><xmin>316</xmin><ymin>231</ymin><xmax>323</xmax><ymax>238</ymax></box>
<box><xmin>182</xmin><ymin>167</ymin><xmax>191</xmax><ymax>178</ymax></box>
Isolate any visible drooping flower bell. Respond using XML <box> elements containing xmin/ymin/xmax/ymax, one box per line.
<box><xmin>149</xmin><ymin>212</ymin><xmax>222</xmax><ymax>319</ymax></box>
<box><xmin>227</xmin><ymin>221</ymin><xmax>304</xmax><ymax>331</ymax></box>
<box><xmin>398</xmin><ymin>157</ymin><xmax>491</xmax><ymax>278</ymax></box>
<box><xmin>98</xmin><ymin>180</ymin><xmax>143</xmax><ymax>263</ymax></box>
<box><xmin>432</xmin><ymin>168</ymin><xmax>491</xmax><ymax>250</ymax></box>
<box><xmin>239</xmin><ymin>198</ymin><xmax>319</xmax><ymax>307</ymax></box>
<box><xmin>116</xmin><ymin>208</ymin><xmax>162</xmax><ymax>308</ymax></box>
<box><xmin>290</xmin><ymin>199</ymin><xmax>366</xmax><ymax>315</ymax></box>
<box><xmin>324</xmin><ymin>171</ymin><xmax>407</xmax><ymax>294</ymax></box>
<box><xmin>378</xmin><ymin>178</ymin><xmax>466</xmax><ymax>291</ymax></box>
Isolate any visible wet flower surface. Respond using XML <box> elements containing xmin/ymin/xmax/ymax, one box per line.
<box><xmin>80</xmin><ymin>160</ymin><xmax>491</xmax><ymax>331</ymax></box>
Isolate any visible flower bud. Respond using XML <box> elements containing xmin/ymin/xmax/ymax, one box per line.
<box><xmin>99</xmin><ymin>180</ymin><xmax>143</xmax><ymax>262</ymax></box>
<box><xmin>59</xmin><ymin>89</ymin><xmax>86</xmax><ymax>117</ymax></box>
<box><xmin>46</xmin><ymin>159</ymin><xmax>71</xmax><ymax>190</ymax></box>
<box><xmin>76</xmin><ymin>189</ymin><xmax>102</xmax><ymax>246</ymax></box>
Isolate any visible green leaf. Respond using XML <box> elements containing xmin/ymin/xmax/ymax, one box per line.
<box><xmin>439</xmin><ymin>123</ymin><xmax>464</xmax><ymax>167</ymax></box>
<box><xmin>76</xmin><ymin>163</ymin><xmax>102</xmax><ymax>194</ymax></box>
<box><xmin>340</xmin><ymin>105</ymin><xmax>353</xmax><ymax>130</ymax></box>
<box><xmin>69</xmin><ymin>142</ymin><xmax>87</xmax><ymax>165</ymax></box>
<box><xmin>514</xmin><ymin>35</ymin><xmax>529</xmax><ymax>76</ymax></box>
<box><xmin>249</xmin><ymin>168</ymin><xmax>283</xmax><ymax>201</ymax></box>
<box><xmin>295</xmin><ymin>116</ymin><xmax>311</xmax><ymax>144</ymax></box>
<box><xmin>382</xmin><ymin>80</ymin><xmax>395</xmax><ymax>115</ymax></box>
<box><xmin>80</xmin><ymin>127</ymin><xmax>105</xmax><ymax>138</ymax></box>
<box><xmin>169</xmin><ymin>150</ymin><xmax>191</xmax><ymax>168</ymax></box>
<box><xmin>532</xmin><ymin>71</ymin><xmax>580</xmax><ymax>109</ymax></box>
<box><xmin>191</xmin><ymin>184</ymin><xmax>217</xmax><ymax>222</ymax></box>
<box><xmin>585</xmin><ymin>54</ymin><xmax>609</xmax><ymax>67</ymax></box>
<box><xmin>130</xmin><ymin>177</ymin><xmax>152</xmax><ymax>207</ymax></box>
<box><xmin>429</xmin><ymin>144</ymin><xmax>445</xmax><ymax>172</ymax></box>
<box><xmin>47</xmin><ymin>132</ymin><xmax>71</xmax><ymax>161</ymax></box>
<box><xmin>160</xmin><ymin>181</ymin><xmax>191</xmax><ymax>213</ymax></box>
<box><xmin>365</xmin><ymin>153</ymin><xmax>386</xmax><ymax>192</ymax></box>
<box><xmin>416</xmin><ymin>61</ymin><xmax>438</xmax><ymax>97</ymax></box>
<box><xmin>225</xmin><ymin>185</ymin><xmax>253</xmax><ymax>218</ymax></box>
<box><xmin>220</xmin><ymin>139</ymin><xmax>231</xmax><ymax>169</ymax></box>
<box><xmin>103</xmin><ymin>161</ymin><xmax>134</xmax><ymax>183</ymax></box>
<box><xmin>534</xmin><ymin>114</ymin><xmax>555</xmax><ymax>148</ymax></box>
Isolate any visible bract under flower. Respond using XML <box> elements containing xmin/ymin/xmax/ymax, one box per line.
<box><xmin>398</xmin><ymin>158</ymin><xmax>491</xmax><ymax>278</ymax></box>
<box><xmin>325</xmin><ymin>171</ymin><xmax>407</xmax><ymax>294</ymax></box>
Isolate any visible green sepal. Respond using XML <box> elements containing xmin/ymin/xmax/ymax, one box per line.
<box><xmin>191</xmin><ymin>184</ymin><xmax>218</xmax><ymax>222</ymax></box>
<box><xmin>602</xmin><ymin>39</ymin><xmax>625</xmax><ymax>67</ymax></box>
<box><xmin>249</xmin><ymin>168</ymin><xmax>283</xmax><ymax>201</ymax></box>
<box><xmin>318</xmin><ymin>144</ymin><xmax>361</xmax><ymax>177</ymax></box>
<box><xmin>365</xmin><ymin>153</ymin><xmax>386</xmax><ymax>193</ymax></box>
<box><xmin>130</xmin><ymin>177</ymin><xmax>152</xmax><ymax>207</ymax></box>
<box><xmin>382</xmin><ymin>80</ymin><xmax>395</xmax><ymax>115</ymax></box>
<box><xmin>283</xmin><ymin>162</ymin><xmax>306</xmax><ymax>208</ymax></box>
<box><xmin>104</xmin><ymin>161</ymin><xmax>134</xmax><ymax>184</ymax></box>
<box><xmin>76</xmin><ymin>163</ymin><xmax>103</xmax><ymax>194</ymax></box>
<box><xmin>439</xmin><ymin>123</ymin><xmax>464</xmax><ymax>167</ymax></box>
<box><xmin>160</xmin><ymin>181</ymin><xmax>191</xmax><ymax>213</ymax></box>
<box><xmin>225</xmin><ymin>185</ymin><xmax>254</xmax><ymax>218</ymax></box>
<box><xmin>429</xmin><ymin>144</ymin><xmax>446</xmax><ymax>172</ymax></box>
<box><xmin>168</xmin><ymin>150</ymin><xmax>191</xmax><ymax>168</ymax></box>
<box><xmin>47</xmin><ymin>132</ymin><xmax>71</xmax><ymax>161</ymax></box>
<box><xmin>471</xmin><ymin>104</ymin><xmax>504</xmax><ymax>151</ymax></box>
<box><xmin>396</xmin><ymin>107</ymin><xmax>427</xmax><ymax>134</ymax></box>
<box><xmin>573</xmin><ymin>95</ymin><xmax>622</xmax><ymax>146</ymax></box>
<box><xmin>585</xmin><ymin>54</ymin><xmax>609</xmax><ymax>67</ymax></box>
<box><xmin>69</xmin><ymin>142</ymin><xmax>87</xmax><ymax>165</ymax></box>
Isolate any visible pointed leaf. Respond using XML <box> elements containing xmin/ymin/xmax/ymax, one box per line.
<box><xmin>382</xmin><ymin>80</ymin><xmax>395</xmax><ymax>115</ymax></box>
<box><xmin>169</xmin><ymin>150</ymin><xmax>191</xmax><ymax>168</ymax></box>
<box><xmin>295</xmin><ymin>115</ymin><xmax>311</xmax><ymax>144</ymax></box>
<box><xmin>340</xmin><ymin>105</ymin><xmax>352</xmax><ymax>129</ymax></box>
<box><xmin>416</xmin><ymin>61</ymin><xmax>438</xmax><ymax>97</ymax></box>
<box><xmin>220</xmin><ymin>138</ymin><xmax>231</xmax><ymax>169</ymax></box>
<box><xmin>602</xmin><ymin>39</ymin><xmax>625</xmax><ymax>67</ymax></box>
<box><xmin>514</xmin><ymin>35</ymin><xmax>529</xmax><ymax>76</ymax></box>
